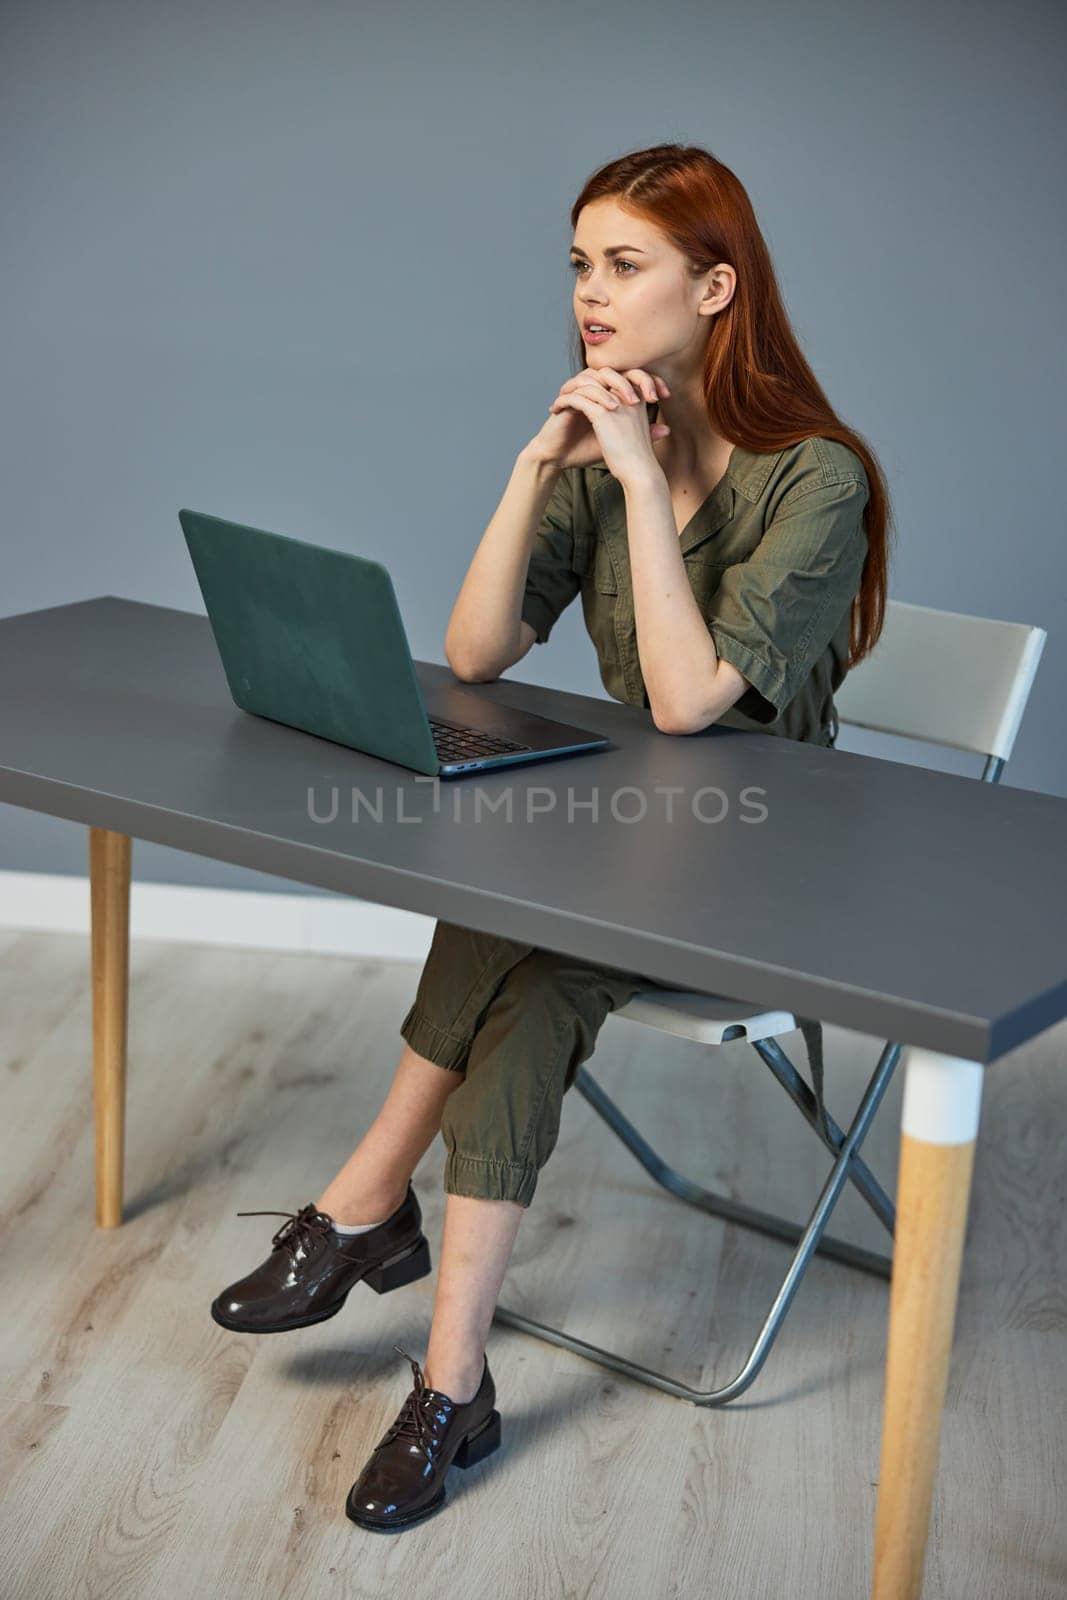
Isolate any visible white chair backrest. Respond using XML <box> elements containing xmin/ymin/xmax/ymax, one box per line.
<box><xmin>835</xmin><ymin>598</ymin><xmax>1046</xmax><ymax>762</ymax></box>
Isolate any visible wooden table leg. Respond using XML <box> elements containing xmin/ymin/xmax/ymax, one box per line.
<box><xmin>89</xmin><ymin>827</ymin><xmax>131</xmax><ymax>1228</ymax></box>
<box><xmin>872</xmin><ymin>1045</ymin><xmax>985</xmax><ymax>1598</ymax></box>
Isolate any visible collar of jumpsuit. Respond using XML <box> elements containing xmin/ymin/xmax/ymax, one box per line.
<box><xmin>519</xmin><ymin>426</ymin><xmax>872</xmax><ymax>750</ymax></box>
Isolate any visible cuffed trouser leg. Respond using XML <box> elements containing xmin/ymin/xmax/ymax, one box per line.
<box><xmin>399</xmin><ymin>921</ymin><xmax>650</xmax><ymax>1209</ymax></box>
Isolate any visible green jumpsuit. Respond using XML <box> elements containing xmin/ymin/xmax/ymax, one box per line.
<box><xmin>401</xmin><ymin>436</ymin><xmax>871</xmax><ymax>1206</ymax></box>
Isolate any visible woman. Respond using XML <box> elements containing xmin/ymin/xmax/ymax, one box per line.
<box><xmin>210</xmin><ymin>141</ymin><xmax>894</xmax><ymax>1533</ymax></box>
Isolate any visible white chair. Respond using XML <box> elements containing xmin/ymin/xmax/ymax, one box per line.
<box><xmin>493</xmin><ymin>599</ymin><xmax>1047</xmax><ymax>1404</ymax></box>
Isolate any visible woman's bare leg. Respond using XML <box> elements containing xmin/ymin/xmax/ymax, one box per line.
<box><xmin>422</xmin><ymin>1193</ymin><xmax>525</xmax><ymax>1403</ymax></box>
<box><xmin>314</xmin><ymin>1042</ymin><xmax>528</xmax><ymax>1404</ymax></box>
<box><xmin>315</xmin><ymin>1044</ymin><xmax>464</xmax><ymax>1224</ymax></box>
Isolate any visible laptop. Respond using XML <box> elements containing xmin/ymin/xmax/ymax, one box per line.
<box><xmin>178</xmin><ymin>508</ymin><xmax>611</xmax><ymax>778</ymax></box>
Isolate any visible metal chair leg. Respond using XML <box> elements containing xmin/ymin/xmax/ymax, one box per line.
<box><xmin>571</xmin><ymin>1036</ymin><xmax>900</xmax><ymax>1276</ymax></box>
<box><xmin>751</xmin><ymin>1035</ymin><xmax>899</xmax><ymax>1237</ymax></box>
<box><xmin>492</xmin><ymin>1040</ymin><xmax>903</xmax><ymax>1405</ymax></box>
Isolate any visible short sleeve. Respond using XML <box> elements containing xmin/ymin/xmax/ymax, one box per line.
<box><xmin>520</xmin><ymin>468</ymin><xmax>582</xmax><ymax>645</ymax></box>
<box><xmin>706</xmin><ymin>475</ymin><xmax>869</xmax><ymax>724</ymax></box>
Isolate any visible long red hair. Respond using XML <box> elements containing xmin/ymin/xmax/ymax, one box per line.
<box><xmin>566</xmin><ymin>142</ymin><xmax>894</xmax><ymax>670</ymax></box>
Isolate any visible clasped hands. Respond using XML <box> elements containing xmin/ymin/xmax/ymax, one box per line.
<box><xmin>549</xmin><ymin>366</ymin><xmax>671</xmax><ymax>485</ymax></box>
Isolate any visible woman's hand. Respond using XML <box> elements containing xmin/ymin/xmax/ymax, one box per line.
<box><xmin>525</xmin><ymin>367</ymin><xmax>671</xmax><ymax>477</ymax></box>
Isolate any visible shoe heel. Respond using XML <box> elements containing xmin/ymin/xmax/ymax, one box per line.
<box><xmin>363</xmin><ymin>1235</ymin><xmax>432</xmax><ymax>1294</ymax></box>
<box><xmin>453</xmin><ymin>1408</ymin><xmax>501</xmax><ymax>1469</ymax></box>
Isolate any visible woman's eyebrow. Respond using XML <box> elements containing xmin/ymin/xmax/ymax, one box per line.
<box><xmin>569</xmin><ymin>245</ymin><xmax>648</xmax><ymax>258</ymax></box>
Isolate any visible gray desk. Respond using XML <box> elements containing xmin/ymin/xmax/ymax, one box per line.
<box><xmin>3</xmin><ymin>595</ymin><xmax>1065</xmax><ymax>1599</ymax></box>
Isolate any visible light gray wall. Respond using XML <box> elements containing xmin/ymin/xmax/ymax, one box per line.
<box><xmin>2</xmin><ymin>0</ymin><xmax>1064</xmax><ymax>895</ymax></box>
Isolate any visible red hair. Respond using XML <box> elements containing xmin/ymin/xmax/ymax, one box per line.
<box><xmin>567</xmin><ymin>142</ymin><xmax>894</xmax><ymax>671</ymax></box>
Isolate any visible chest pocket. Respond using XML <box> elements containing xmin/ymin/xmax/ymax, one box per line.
<box><xmin>682</xmin><ymin>546</ymin><xmax>757</xmax><ymax>602</ymax></box>
<box><xmin>591</xmin><ymin>539</ymin><xmax>618</xmax><ymax>594</ymax></box>
<box><xmin>682</xmin><ymin>550</ymin><xmax>724</xmax><ymax>592</ymax></box>
<box><xmin>685</xmin><ymin>521</ymin><xmax>765</xmax><ymax>573</ymax></box>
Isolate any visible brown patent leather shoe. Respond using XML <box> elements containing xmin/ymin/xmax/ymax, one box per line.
<box><xmin>345</xmin><ymin>1343</ymin><xmax>501</xmax><ymax>1531</ymax></box>
<box><xmin>209</xmin><ymin>1182</ymin><xmax>431</xmax><ymax>1334</ymax></box>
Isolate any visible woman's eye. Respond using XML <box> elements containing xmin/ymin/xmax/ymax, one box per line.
<box><xmin>568</xmin><ymin>260</ymin><xmax>635</xmax><ymax>275</ymax></box>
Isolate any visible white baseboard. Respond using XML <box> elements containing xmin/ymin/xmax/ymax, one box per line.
<box><xmin>0</xmin><ymin>870</ymin><xmax>435</xmax><ymax>962</ymax></box>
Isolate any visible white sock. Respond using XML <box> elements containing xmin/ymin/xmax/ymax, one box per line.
<box><xmin>332</xmin><ymin>1215</ymin><xmax>388</xmax><ymax>1234</ymax></box>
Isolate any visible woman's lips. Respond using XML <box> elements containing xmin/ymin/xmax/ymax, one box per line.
<box><xmin>582</xmin><ymin>328</ymin><xmax>615</xmax><ymax>344</ymax></box>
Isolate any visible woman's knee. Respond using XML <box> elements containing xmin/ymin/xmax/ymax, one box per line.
<box><xmin>437</xmin><ymin>956</ymin><xmax>633</xmax><ymax>1186</ymax></box>
<box><xmin>400</xmin><ymin>920</ymin><xmax>536</xmax><ymax>1069</ymax></box>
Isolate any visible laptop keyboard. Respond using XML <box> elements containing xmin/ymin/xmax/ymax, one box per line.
<box><xmin>428</xmin><ymin>716</ymin><xmax>532</xmax><ymax>763</ymax></box>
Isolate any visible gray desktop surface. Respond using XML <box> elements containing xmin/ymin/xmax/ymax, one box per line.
<box><xmin>1</xmin><ymin>596</ymin><xmax>1065</xmax><ymax>1066</ymax></box>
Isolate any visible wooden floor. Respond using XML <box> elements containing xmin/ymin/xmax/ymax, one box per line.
<box><xmin>1</xmin><ymin>927</ymin><xmax>1065</xmax><ymax>1599</ymax></box>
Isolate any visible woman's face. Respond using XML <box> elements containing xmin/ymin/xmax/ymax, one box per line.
<box><xmin>569</xmin><ymin>197</ymin><xmax>731</xmax><ymax>382</ymax></box>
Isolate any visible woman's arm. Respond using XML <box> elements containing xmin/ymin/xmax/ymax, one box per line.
<box><xmin>621</xmin><ymin>470</ymin><xmax>751</xmax><ymax>733</ymax></box>
<box><xmin>444</xmin><ymin>448</ymin><xmax>563</xmax><ymax>682</ymax></box>
<box><xmin>622</xmin><ymin>466</ymin><xmax>868</xmax><ymax>734</ymax></box>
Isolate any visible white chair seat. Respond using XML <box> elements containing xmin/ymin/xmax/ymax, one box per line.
<box><xmin>613</xmin><ymin>987</ymin><xmax>797</xmax><ymax>1046</ymax></box>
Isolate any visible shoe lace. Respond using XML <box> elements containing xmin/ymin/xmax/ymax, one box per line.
<box><xmin>234</xmin><ymin>1203</ymin><xmax>335</xmax><ymax>1262</ymax></box>
<box><xmin>383</xmin><ymin>1344</ymin><xmax>453</xmax><ymax>1459</ymax></box>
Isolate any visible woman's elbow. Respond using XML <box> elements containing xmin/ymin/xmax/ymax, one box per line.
<box><xmin>652</xmin><ymin>704</ymin><xmax>695</xmax><ymax>735</ymax></box>
<box><xmin>445</xmin><ymin>639</ymin><xmax>501</xmax><ymax>683</ymax></box>
<box><xmin>652</xmin><ymin>697</ymin><xmax>718</xmax><ymax>735</ymax></box>
<box><xmin>447</xmin><ymin>652</ymin><xmax>494</xmax><ymax>683</ymax></box>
